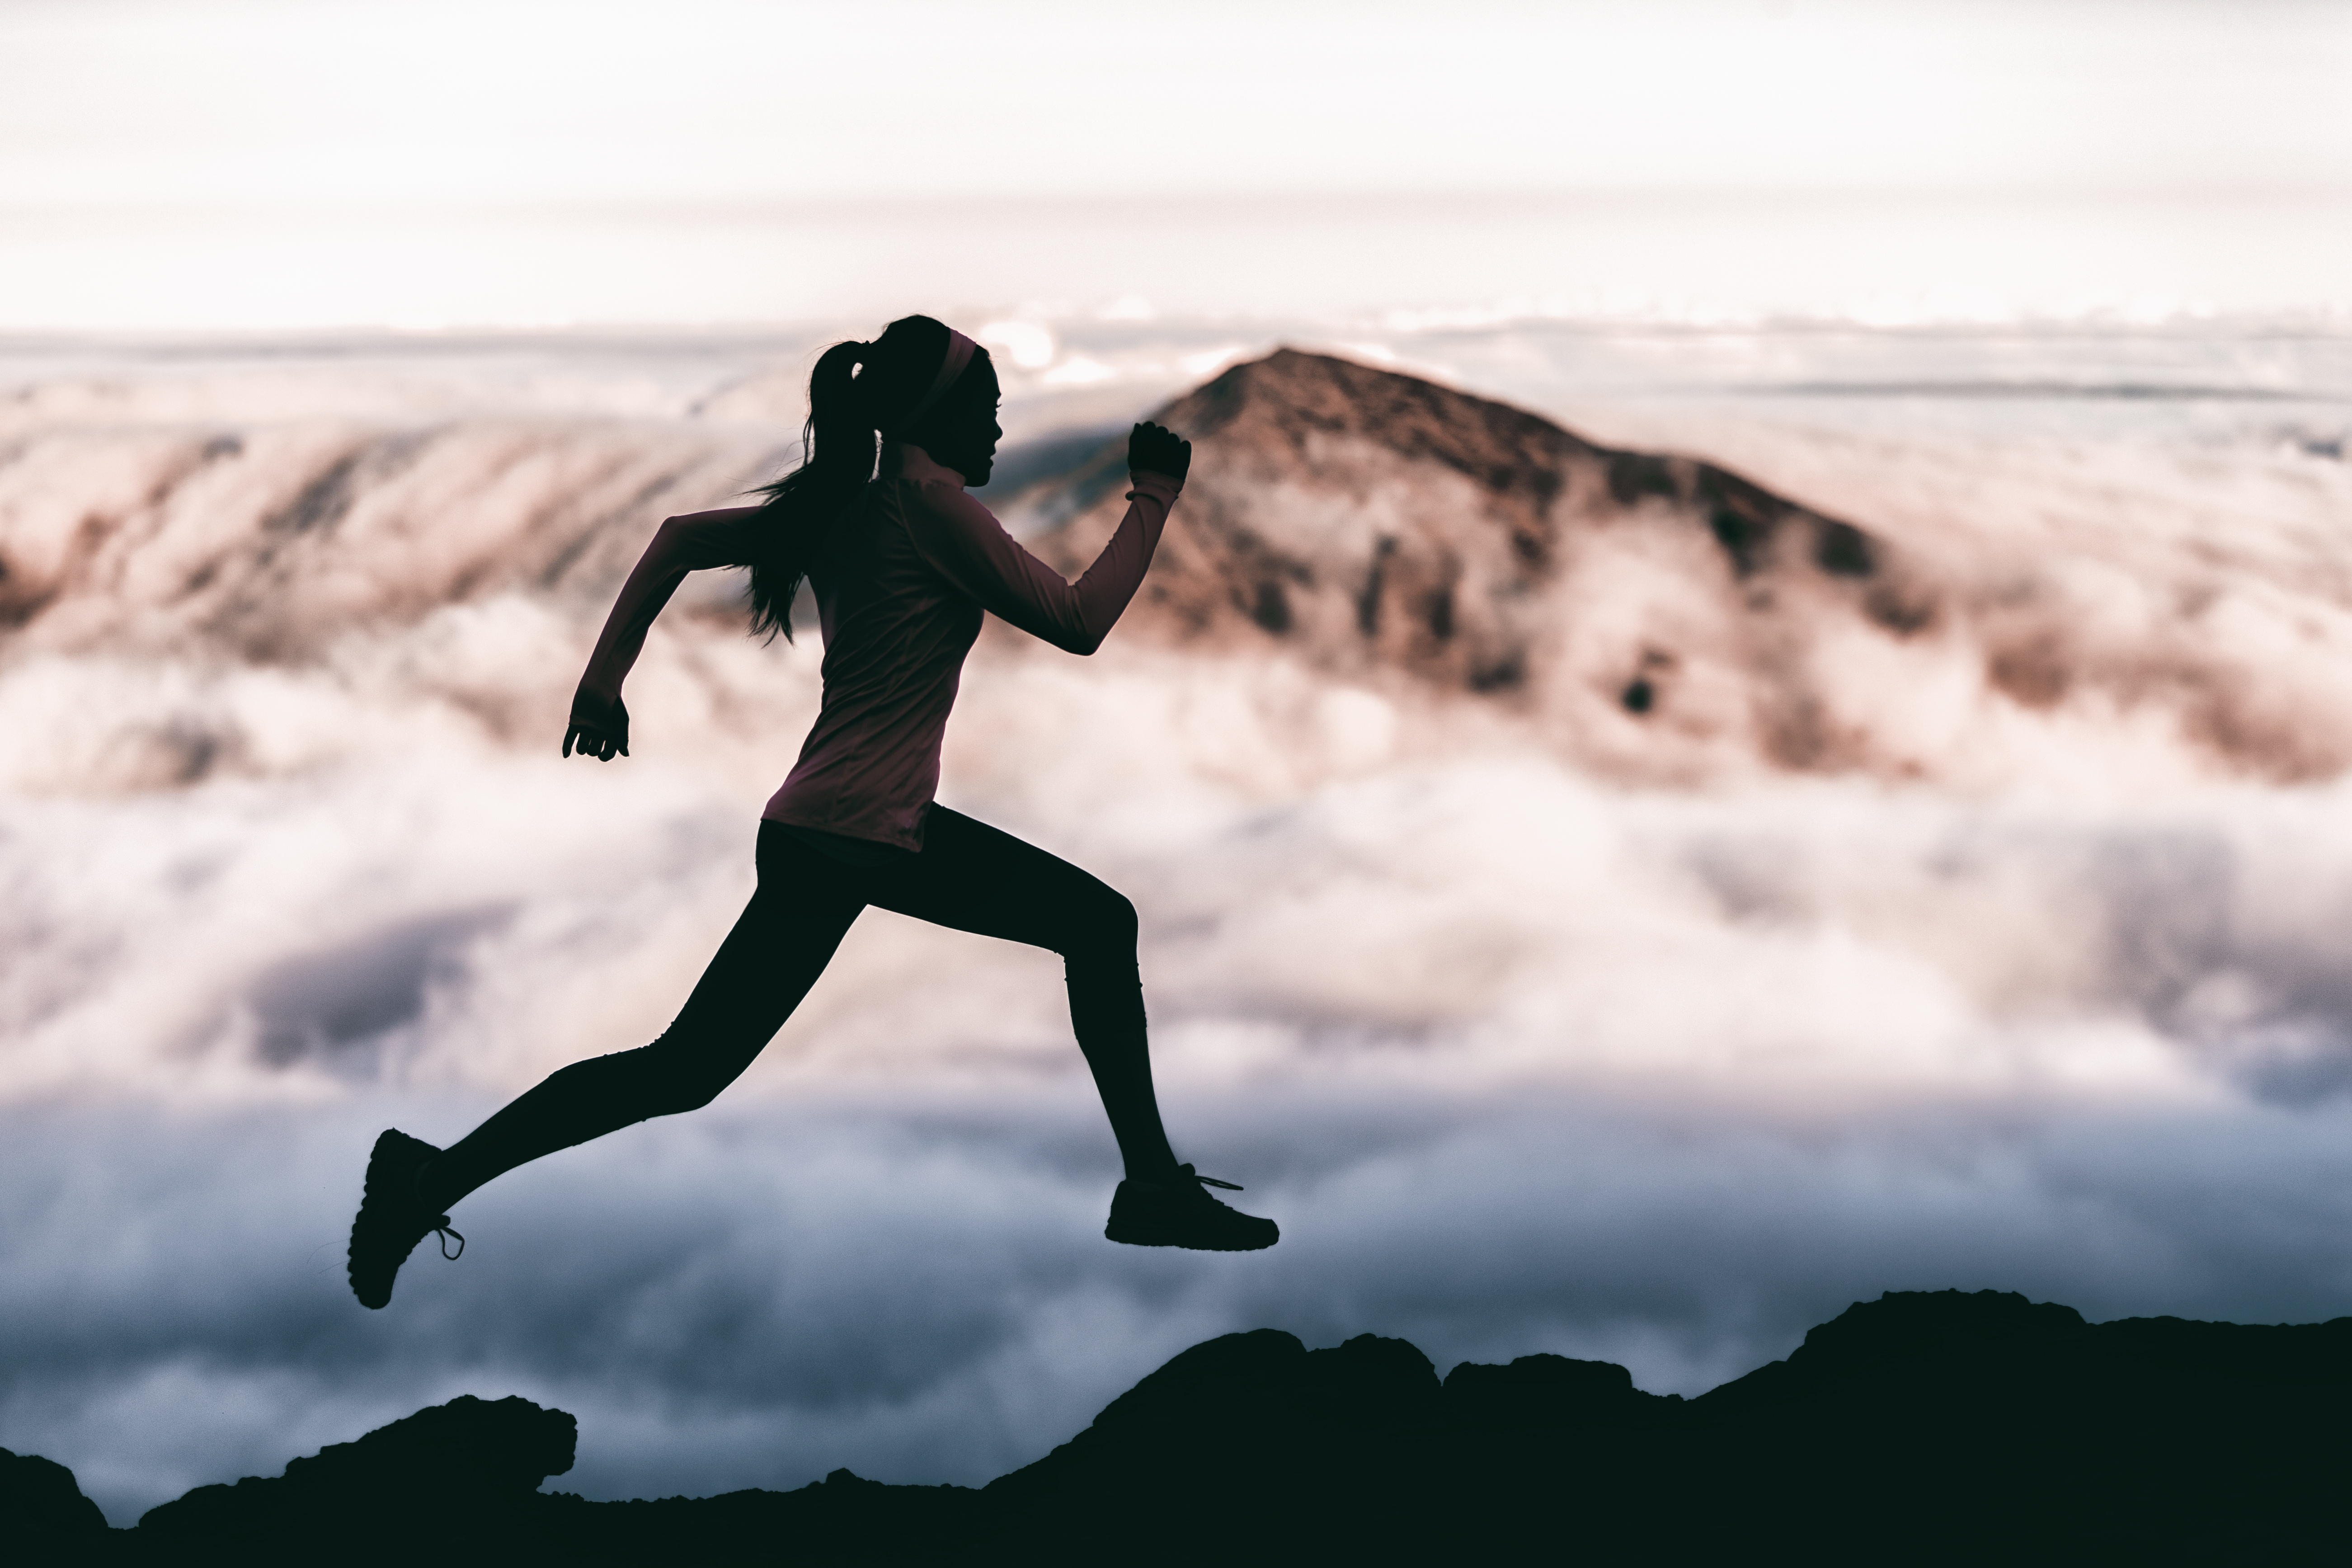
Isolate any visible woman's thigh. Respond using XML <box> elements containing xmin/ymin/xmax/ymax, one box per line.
<box><xmin>663</xmin><ymin>831</ymin><xmax>868</xmax><ymax>1062</ymax></box>
<box><xmin>860</xmin><ymin>807</ymin><xmax>1135</xmax><ymax>959</ymax></box>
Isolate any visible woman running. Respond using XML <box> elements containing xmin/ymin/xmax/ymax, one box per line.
<box><xmin>347</xmin><ymin>315</ymin><xmax>1276</xmax><ymax>1309</ymax></box>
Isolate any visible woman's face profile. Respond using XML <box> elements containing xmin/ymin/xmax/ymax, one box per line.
<box><xmin>916</xmin><ymin>353</ymin><xmax>1002</xmax><ymax>487</ymax></box>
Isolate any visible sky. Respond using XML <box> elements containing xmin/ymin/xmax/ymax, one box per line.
<box><xmin>4</xmin><ymin>0</ymin><xmax>2348</xmax><ymax>203</ymax></box>
<box><xmin>0</xmin><ymin>0</ymin><xmax>2347</xmax><ymax>328</ymax></box>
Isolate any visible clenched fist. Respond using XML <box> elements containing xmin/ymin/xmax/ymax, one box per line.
<box><xmin>1128</xmin><ymin>421</ymin><xmax>1191</xmax><ymax>487</ymax></box>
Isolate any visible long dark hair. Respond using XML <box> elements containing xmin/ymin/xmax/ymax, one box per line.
<box><xmin>745</xmin><ymin>314</ymin><xmax>952</xmax><ymax>640</ymax></box>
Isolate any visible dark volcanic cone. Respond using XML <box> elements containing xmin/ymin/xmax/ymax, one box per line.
<box><xmin>1024</xmin><ymin>348</ymin><xmax>1930</xmax><ymax>782</ymax></box>
<box><xmin>1018</xmin><ymin>347</ymin><xmax>2352</xmax><ymax>787</ymax></box>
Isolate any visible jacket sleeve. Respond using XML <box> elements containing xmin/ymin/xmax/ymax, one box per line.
<box><xmin>904</xmin><ymin>471</ymin><xmax>1181</xmax><ymax>655</ymax></box>
<box><xmin>578</xmin><ymin>508</ymin><xmax>763</xmax><ymax>699</ymax></box>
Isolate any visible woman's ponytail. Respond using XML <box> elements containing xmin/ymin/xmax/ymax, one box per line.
<box><xmin>744</xmin><ymin>317</ymin><xmax>951</xmax><ymax>640</ymax></box>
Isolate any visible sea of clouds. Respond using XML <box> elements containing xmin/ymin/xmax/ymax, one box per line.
<box><xmin>5</xmin><ymin>313</ymin><xmax>2352</xmax><ymax>1523</ymax></box>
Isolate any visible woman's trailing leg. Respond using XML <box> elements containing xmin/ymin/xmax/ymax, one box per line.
<box><xmin>353</xmin><ymin>857</ymin><xmax>860</xmax><ymax>1306</ymax></box>
<box><xmin>415</xmin><ymin>878</ymin><xmax>862</xmax><ymax>1214</ymax></box>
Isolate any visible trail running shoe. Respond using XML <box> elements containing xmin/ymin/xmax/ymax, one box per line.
<box><xmin>1106</xmin><ymin>1165</ymin><xmax>1278</xmax><ymax>1252</ymax></box>
<box><xmin>347</xmin><ymin>1129</ymin><xmax>464</xmax><ymax>1309</ymax></box>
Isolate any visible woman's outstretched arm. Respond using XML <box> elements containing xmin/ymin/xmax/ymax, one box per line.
<box><xmin>906</xmin><ymin>424</ymin><xmax>1190</xmax><ymax>656</ymax></box>
<box><xmin>566</xmin><ymin>507</ymin><xmax>764</xmax><ymax>759</ymax></box>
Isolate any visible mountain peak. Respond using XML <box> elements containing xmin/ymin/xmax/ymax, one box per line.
<box><xmin>1028</xmin><ymin>348</ymin><xmax>1910</xmax><ymax>782</ymax></box>
<box><xmin>1168</xmin><ymin>348</ymin><xmax>1604</xmax><ymax>487</ymax></box>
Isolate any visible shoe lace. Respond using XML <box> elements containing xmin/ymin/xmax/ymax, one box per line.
<box><xmin>430</xmin><ymin>1218</ymin><xmax>465</xmax><ymax>1261</ymax></box>
<box><xmin>1177</xmin><ymin>1165</ymin><xmax>1243</xmax><ymax>1191</ymax></box>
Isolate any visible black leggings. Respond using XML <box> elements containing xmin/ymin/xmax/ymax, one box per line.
<box><xmin>422</xmin><ymin>808</ymin><xmax>1178</xmax><ymax>1210</ymax></box>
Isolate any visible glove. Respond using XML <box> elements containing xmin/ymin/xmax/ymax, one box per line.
<box><xmin>563</xmin><ymin>688</ymin><xmax>630</xmax><ymax>761</ymax></box>
<box><xmin>1128</xmin><ymin>421</ymin><xmax>1191</xmax><ymax>487</ymax></box>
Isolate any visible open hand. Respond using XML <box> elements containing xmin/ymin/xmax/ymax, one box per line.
<box><xmin>1128</xmin><ymin>421</ymin><xmax>1191</xmax><ymax>487</ymax></box>
<box><xmin>563</xmin><ymin>688</ymin><xmax>630</xmax><ymax>760</ymax></box>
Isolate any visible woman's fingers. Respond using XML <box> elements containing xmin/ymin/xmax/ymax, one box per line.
<box><xmin>565</xmin><ymin>723</ymin><xmax>614</xmax><ymax>759</ymax></box>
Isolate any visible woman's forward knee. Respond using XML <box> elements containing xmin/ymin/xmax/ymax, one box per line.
<box><xmin>1070</xmin><ymin>885</ymin><xmax>1139</xmax><ymax>959</ymax></box>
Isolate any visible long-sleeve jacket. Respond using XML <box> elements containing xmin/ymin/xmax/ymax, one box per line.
<box><xmin>579</xmin><ymin>442</ymin><xmax>1181</xmax><ymax>849</ymax></box>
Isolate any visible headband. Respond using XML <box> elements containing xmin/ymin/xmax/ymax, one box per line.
<box><xmin>891</xmin><ymin>328</ymin><xmax>976</xmax><ymax>433</ymax></box>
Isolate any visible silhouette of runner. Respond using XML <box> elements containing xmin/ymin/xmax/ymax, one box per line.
<box><xmin>348</xmin><ymin>316</ymin><xmax>1276</xmax><ymax>1309</ymax></box>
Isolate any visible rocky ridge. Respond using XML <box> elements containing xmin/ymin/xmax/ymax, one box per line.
<box><xmin>8</xmin><ymin>1290</ymin><xmax>2348</xmax><ymax>1564</ymax></box>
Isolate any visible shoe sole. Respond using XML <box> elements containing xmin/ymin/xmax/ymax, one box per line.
<box><xmin>1105</xmin><ymin>1222</ymin><xmax>1279</xmax><ymax>1252</ymax></box>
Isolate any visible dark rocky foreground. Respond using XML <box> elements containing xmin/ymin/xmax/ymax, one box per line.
<box><xmin>8</xmin><ymin>1289</ymin><xmax>2349</xmax><ymax>1565</ymax></box>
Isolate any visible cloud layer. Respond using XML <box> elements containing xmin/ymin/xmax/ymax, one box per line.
<box><xmin>6</xmin><ymin>330</ymin><xmax>2352</xmax><ymax>1526</ymax></box>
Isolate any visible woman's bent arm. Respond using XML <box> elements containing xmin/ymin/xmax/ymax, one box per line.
<box><xmin>907</xmin><ymin>472</ymin><xmax>1181</xmax><ymax>655</ymax></box>
<box><xmin>578</xmin><ymin>508</ymin><xmax>764</xmax><ymax>701</ymax></box>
